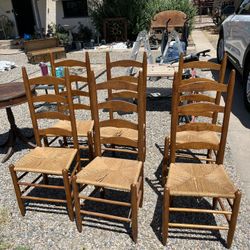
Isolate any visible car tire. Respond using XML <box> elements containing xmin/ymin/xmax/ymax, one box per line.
<box><xmin>243</xmin><ymin>63</ymin><xmax>250</xmax><ymax>112</ymax></box>
<box><xmin>217</xmin><ymin>35</ymin><xmax>224</xmax><ymax>63</ymax></box>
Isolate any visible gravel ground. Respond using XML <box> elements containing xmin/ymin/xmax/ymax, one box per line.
<box><xmin>0</xmin><ymin>46</ymin><xmax>249</xmax><ymax>250</ymax></box>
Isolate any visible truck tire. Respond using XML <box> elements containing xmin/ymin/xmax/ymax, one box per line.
<box><xmin>243</xmin><ymin>63</ymin><xmax>250</xmax><ymax>112</ymax></box>
<box><xmin>217</xmin><ymin>35</ymin><xmax>224</xmax><ymax>63</ymax></box>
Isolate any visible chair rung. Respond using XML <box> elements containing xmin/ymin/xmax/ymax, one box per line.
<box><xmin>81</xmin><ymin>210</ymin><xmax>131</xmax><ymax>222</ymax></box>
<box><xmin>17</xmin><ymin>171</ymin><xmax>30</xmax><ymax>180</ymax></box>
<box><xmin>137</xmin><ymin>190</ymin><xmax>142</xmax><ymax>207</ymax></box>
<box><xmin>169</xmin><ymin>207</ymin><xmax>232</xmax><ymax>215</ymax></box>
<box><xmin>79</xmin><ymin>195</ymin><xmax>131</xmax><ymax>207</ymax></box>
<box><xmin>18</xmin><ymin>182</ymin><xmax>64</xmax><ymax>190</ymax></box>
<box><xmin>102</xmin><ymin>147</ymin><xmax>138</xmax><ymax>154</ymax></box>
<box><xmin>169</xmin><ymin>223</ymin><xmax>229</xmax><ymax>230</ymax></box>
<box><xmin>21</xmin><ymin>195</ymin><xmax>66</xmax><ymax>203</ymax></box>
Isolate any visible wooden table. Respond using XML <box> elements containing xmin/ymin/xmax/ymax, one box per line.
<box><xmin>147</xmin><ymin>64</ymin><xmax>177</xmax><ymax>78</ymax></box>
<box><xmin>0</xmin><ymin>82</ymin><xmax>36</xmax><ymax>163</ymax></box>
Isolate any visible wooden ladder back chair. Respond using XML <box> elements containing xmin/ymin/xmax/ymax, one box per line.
<box><xmin>93</xmin><ymin>70</ymin><xmax>146</xmax><ymax>161</ymax></box>
<box><xmin>162</xmin><ymin>54</ymin><xmax>228</xmax><ymax>181</ymax></box>
<box><xmin>9</xmin><ymin>67</ymin><xmax>80</xmax><ymax>221</ymax></box>
<box><xmin>106</xmin><ymin>51</ymin><xmax>147</xmax><ymax>122</ymax></box>
<box><xmin>162</xmin><ymin>69</ymin><xmax>242</xmax><ymax>248</ymax></box>
<box><xmin>49</xmin><ymin>52</ymin><xmax>94</xmax><ymax>162</ymax></box>
<box><xmin>72</xmin><ymin>70</ymin><xmax>144</xmax><ymax>242</ymax></box>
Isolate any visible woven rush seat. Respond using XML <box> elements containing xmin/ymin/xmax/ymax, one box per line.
<box><xmin>100</xmin><ymin>127</ymin><xmax>138</xmax><ymax>142</ymax></box>
<box><xmin>176</xmin><ymin>131</ymin><xmax>220</xmax><ymax>149</ymax></box>
<box><xmin>167</xmin><ymin>163</ymin><xmax>237</xmax><ymax>198</ymax></box>
<box><xmin>76</xmin><ymin>156</ymin><xmax>142</xmax><ymax>191</ymax></box>
<box><xmin>13</xmin><ymin>147</ymin><xmax>77</xmax><ymax>175</ymax></box>
<box><xmin>49</xmin><ymin>120</ymin><xmax>94</xmax><ymax>137</ymax></box>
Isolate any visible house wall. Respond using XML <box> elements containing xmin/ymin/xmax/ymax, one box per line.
<box><xmin>37</xmin><ymin>0</ymin><xmax>47</xmax><ymax>32</ymax></box>
<box><xmin>54</xmin><ymin>0</ymin><xmax>94</xmax><ymax>33</ymax></box>
<box><xmin>0</xmin><ymin>0</ymin><xmax>18</xmax><ymax>37</ymax></box>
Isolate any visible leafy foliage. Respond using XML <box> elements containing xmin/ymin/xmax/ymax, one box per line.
<box><xmin>89</xmin><ymin>0</ymin><xmax>197</xmax><ymax>40</ymax></box>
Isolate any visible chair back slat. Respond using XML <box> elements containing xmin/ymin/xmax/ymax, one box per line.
<box><xmin>98</xmin><ymin>100</ymin><xmax>137</xmax><ymax>113</ymax></box>
<box><xmin>177</xmin><ymin>123</ymin><xmax>222</xmax><ymax>132</ymax></box>
<box><xmin>35</xmin><ymin>112</ymin><xmax>71</xmax><ymax>121</ymax></box>
<box><xmin>39</xmin><ymin>128</ymin><xmax>73</xmax><ymax>137</ymax></box>
<box><xmin>178</xmin><ymin>103</ymin><xmax>224</xmax><ymax>115</ymax></box>
<box><xmin>178</xmin><ymin>81</ymin><xmax>228</xmax><ymax>92</ymax></box>
<box><xmin>180</xmin><ymin>93</ymin><xmax>216</xmax><ymax>103</ymax></box>
<box><xmin>100</xmin><ymin>136</ymin><xmax>138</xmax><ymax>148</ymax></box>
<box><xmin>96</xmin><ymin>80</ymin><xmax>138</xmax><ymax>91</ymax></box>
<box><xmin>111</xmin><ymin>91</ymin><xmax>138</xmax><ymax>99</ymax></box>
<box><xmin>110</xmin><ymin>59</ymin><xmax>144</xmax><ymax>68</ymax></box>
<box><xmin>69</xmin><ymin>75</ymin><xmax>88</xmax><ymax>83</ymax></box>
<box><xmin>100</xmin><ymin>119</ymin><xmax>138</xmax><ymax>130</ymax></box>
<box><xmin>32</xmin><ymin>94</ymin><xmax>67</xmax><ymax>103</ymax></box>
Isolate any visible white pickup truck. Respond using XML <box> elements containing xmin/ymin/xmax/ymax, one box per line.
<box><xmin>217</xmin><ymin>0</ymin><xmax>250</xmax><ymax>111</ymax></box>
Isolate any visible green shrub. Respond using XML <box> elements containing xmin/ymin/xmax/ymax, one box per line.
<box><xmin>89</xmin><ymin>0</ymin><xmax>197</xmax><ymax>40</ymax></box>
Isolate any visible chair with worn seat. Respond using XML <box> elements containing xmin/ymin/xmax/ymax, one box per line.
<box><xmin>162</xmin><ymin>69</ymin><xmax>242</xmax><ymax>248</ymax></box>
<box><xmin>72</xmin><ymin>71</ymin><xmax>144</xmax><ymax>242</ymax></box>
<box><xmin>48</xmin><ymin>52</ymin><xmax>94</xmax><ymax>162</ymax></box>
<box><xmin>162</xmin><ymin>53</ymin><xmax>228</xmax><ymax>181</ymax></box>
<box><xmin>9</xmin><ymin>67</ymin><xmax>80</xmax><ymax>221</ymax></box>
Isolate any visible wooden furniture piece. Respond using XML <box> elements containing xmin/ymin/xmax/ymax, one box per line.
<box><xmin>162</xmin><ymin>69</ymin><xmax>242</xmax><ymax>248</ymax></box>
<box><xmin>150</xmin><ymin>10</ymin><xmax>188</xmax><ymax>42</ymax></box>
<box><xmin>0</xmin><ymin>82</ymin><xmax>36</xmax><ymax>163</ymax></box>
<box><xmin>72</xmin><ymin>71</ymin><xmax>144</xmax><ymax>242</ymax></box>
<box><xmin>49</xmin><ymin>52</ymin><xmax>94</xmax><ymax>162</ymax></box>
<box><xmin>9</xmin><ymin>68</ymin><xmax>80</xmax><ymax>221</ymax></box>
<box><xmin>103</xmin><ymin>18</ymin><xmax>127</xmax><ymax>43</ymax></box>
<box><xmin>147</xmin><ymin>64</ymin><xmax>176</xmax><ymax>78</ymax></box>
<box><xmin>162</xmin><ymin>54</ymin><xmax>228</xmax><ymax>181</ymax></box>
<box><xmin>151</xmin><ymin>10</ymin><xmax>187</xmax><ymax>30</ymax></box>
<box><xmin>24</xmin><ymin>37</ymin><xmax>66</xmax><ymax>64</ymax></box>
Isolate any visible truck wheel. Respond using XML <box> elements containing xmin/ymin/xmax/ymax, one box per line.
<box><xmin>217</xmin><ymin>35</ymin><xmax>224</xmax><ymax>63</ymax></box>
<box><xmin>243</xmin><ymin>64</ymin><xmax>250</xmax><ymax>112</ymax></box>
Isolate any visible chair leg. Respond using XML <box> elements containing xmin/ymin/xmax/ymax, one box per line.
<box><xmin>131</xmin><ymin>184</ymin><xmax>138</xmax><ymax>243</ymax></box>
<box><xmin>42</xmin><ymin>174</ymin><xmax>49</xmax><ymax>184</ymax></box>
<box><xmin>162</xmin><ymin>186</ymin><xmax>170</xmax><ymax>245</ymax></box>
<box><xmin>139</xmin><ymin>165</ymin><xmax>144</xmax><ymax>208</ymax></box>
<box><xmin>162</xmin><ymin>137</ymin><xmax>169</xmax><ymax>186</ymax></box>
<box><xmin>212</xmin><ymin>197</ymin><xmax>218</xmax><ymax>209</ymax></box>
<box><xmin>62</xmin><ymin>169</ymin><xmax>74</xmax><ymax>221</ymax></box>
<box><xmin>72</xmin><ymin>176</ymin><xmax>83</xmax><ymax>232</ymax></box>
<box><xmin>87</xmin><ymin>131</ymin><xmax>94</xmax><ymax>160</ymax></box>
<box><xmin>227</xmin><ymin>190</ymin><xmax>241</xmax><ymax>248</ymax></box>
<box><xmin>9</xmin><ymin>165</ymin><xmax>26</xmax><ymax>216</ymax></box>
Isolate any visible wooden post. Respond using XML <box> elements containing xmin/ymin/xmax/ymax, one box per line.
<box><xmin>62</xmin><ymin>169</ymin><xmax>74</xmax><ymax>221</ymax></box>
<box><xmin>9</xmin><ymin>165</ymin><xmax>26</xmax><ymax>216</ymax></box>
<box><xmin>162</xmin><ymin>187</ymin><xmax>170</xmax><ymax>245</ymax></box>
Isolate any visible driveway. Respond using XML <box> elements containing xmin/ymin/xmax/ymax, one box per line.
<box><xmin>192</xmin><ymin>22</ymin><xmax>250</xmax><ymax>202</ymax></box>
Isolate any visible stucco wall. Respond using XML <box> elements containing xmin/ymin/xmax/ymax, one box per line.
<box><xmin>0</xmin><ymin>0</ymin><xmax>18</xmax><ymax>37</ymax></box>
<box><xmin>54</xmin><ymin>0</ymin><xmax>94</xmax><ymax>33</ymax></box>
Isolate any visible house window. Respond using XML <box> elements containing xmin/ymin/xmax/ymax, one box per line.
<box><xmin>62</xmin><ymin>0</ymin><xmax>88</xmax><ymax>18</ymax></box>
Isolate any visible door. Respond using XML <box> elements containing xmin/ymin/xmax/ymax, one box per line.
<box><xmin>11</xmin><ymin>0</ymin><xmax>35</xmax><ymax>37</ymax></box>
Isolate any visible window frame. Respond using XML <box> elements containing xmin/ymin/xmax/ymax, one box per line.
<box><xmin>62</xmin><ymin>0</ymin><xmax>88</xmax><ymax>18</ymax></box>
